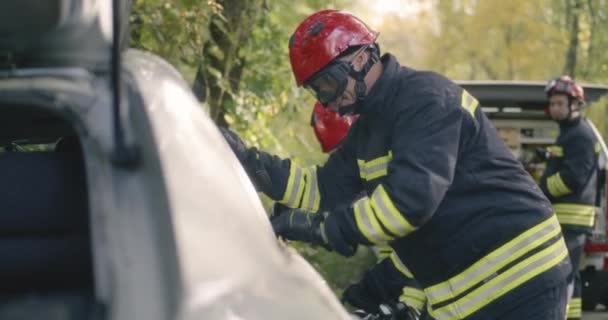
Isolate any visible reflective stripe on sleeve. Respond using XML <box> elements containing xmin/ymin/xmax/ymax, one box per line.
<box><xmin>372</xmin><ymin>244</ymin><xmax>393</xmax><ymax>260</ymax></box>
<box><xmin>353</xmin><ymin>197</ymin><xmax>393</xmax><ymax>244</ymax></box>
<box><xmin>358</xmin><ymin>152</ymin><xmax>392</xmax><ymax>181</ymax></box>
<box><xmin>400</xmin><ymin>286</ymin><xmax>427</xmax><ymax>311</ymax></box>
<box><xmin>566</xmin><ymin>297</ymin><xmax>581</xmax><ymax>319</ymax></box>
<box><xmin>370</xmin><ymin>185</ymin><xmax>416</xmax><ymax>237</ymax></box>
<box><xmin>300</xmin><ymin>166</ymin><xmax>321</xmax><ymax>212</ymax></box>
<box><xmin>461</xmin><ymin>90</ymin><xmax>479</xmax><ymax>118</ymax></box>
<box><xmin>547</xmin><ymin>172</ymin><xmax>572</xmax><ymax>197</ymax></box>
<box><xmin>554</xmin><ymin>203</ymin><xmax>595</xmax><ymax>227</ymax></box>
<box><xmin>390</xmin><ymin>252</ymin><xmax>414</xmax><ymax>278</ymax></box>
<box><xmin>279</xmin><ymin>163</ymin><xmax>305</xmax><ymax>208</ymax></box>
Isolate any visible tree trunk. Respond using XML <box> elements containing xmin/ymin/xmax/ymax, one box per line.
<box><xmin>191</xmin><ymin>0</ymin><xmax>261</xmax><ymax>127</ymax></box>
<box><xmin>581</xmin><ymin>0</ymin><xmax>597</xmax><ymax>77</ymax></box>
<box><xmin>563</xmin><ymin>0</ymin><xmax>582</xmax><ymax>77</ymax></box>
<box><xmin>504</xmin><ymin>26</ymin><xmax>515</xmax><ymax>79</ymax></box>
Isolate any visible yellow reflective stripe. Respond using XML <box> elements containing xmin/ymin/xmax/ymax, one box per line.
<box><xmin>425</xmin><ymin>215</ymin><xmax>561</xmax><ymax>305</ymax></box>
<box><xmin>390</xmin><ymin>252</ymin><xmax>414</xmax><ymax>278</ymax></box>
<box><xmin>358</xmin><ymin>152</ymin><xmax>392</xmax><ymax>181</ymax></box>
<box><xmin>547</xmin><ymin>145</ymin><xmax>564</xmax><ymax>157</ymax></box>
<box><xmin>279</xmin><ymin>163</ymin><xmax>305</xmax><ymax>208</ymax></box>
<box><xmin>354</xmin><ymin>197</ymin><xmax>392</xmax><ymax>244</ymax></box>
<box><xmin>461</xmin><ymin>90</ymin><xmax>479</xmax><ymax>118</ymax></box>
<box><xmin>547</xmin><ymin>172</ymin><xmax>572</xmax><ymax>197</ymax></box>
<box><xmin>595</xmin><ymin>142</ymin><xmax>601</xmax><ymax>153</ymax></box>
<box><xmin>301</xmin><ymin>166</ymin><xmax>321</xmax><ymax>212</ymax></box>
<box><xmin>366</xmin><ymin>152</ymin><xmax>392</xmax><ymax>168</ymax></box>
<box><xmin>400</xmin><ymin>287</ymin><xmax>427</xmax><ymax>311</ymax></box>
<box><xmin>554</xmin><ymin>203</ymin><xmax>595</xmax><ymax>227</ymax></box>
<box><xmin>372</xmin><ymin>245</ymin><xmax>393</xmax><ymax>260</ymax></box>
<box><xmin>566</xmin><ymin>298</ymin><xmax>582</xmax><ymax>319</ymax></box>
<box><xmin>357</xmin><ymin>159</ymin><xmax>366</xmax><ymax>180</ymax></box>
<box><xmin>430</xmin><ymin>236</ymin><xmax>568</xmax><ymax>320</ymax></box>
<box><xmin>370</xmin><ymin>185</ymin><xmax>416</xmax><ymax>237</ymax></box>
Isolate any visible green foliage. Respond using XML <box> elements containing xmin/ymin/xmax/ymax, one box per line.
<box><xmin>130</xmin><ymin>0</ymin><xmax>216</xmax><ymax>79</ymax></box>
<box><xmin>129</xmin><ymin>0</ymin><xmax>608</xmax><ymax>299</ymax></box>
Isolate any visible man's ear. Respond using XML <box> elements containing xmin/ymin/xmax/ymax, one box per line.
<box><xmin>352</xmin><ymin>50</ymin><xmax>369</xmax><ymax>72</ymax></box>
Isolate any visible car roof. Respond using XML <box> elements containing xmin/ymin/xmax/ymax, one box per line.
<box><xmin>455</xmin><ymin>80</ymin><xmax>608</xmax><ymax>120</ymax></box>
<box><xmin>456</xmin><ymin>80</ymin><xmax>608</xmax><ymax>109</ymax></box>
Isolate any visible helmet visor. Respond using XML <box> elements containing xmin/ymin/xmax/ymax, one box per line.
<box><xmin>304</xmin><ymin>61</ymin><xmax>349</xmax><ymax>106</ymax></box>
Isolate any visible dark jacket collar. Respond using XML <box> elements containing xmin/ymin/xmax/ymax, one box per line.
<box><xmin>559</xmin><ymin>116</ymin><xmax>581</xmax><ymax>130</ymax></box>
<box><xmin>356</xmin><ymin>53</ymin><xmax>409</xmax><ymax>116</ymax></box>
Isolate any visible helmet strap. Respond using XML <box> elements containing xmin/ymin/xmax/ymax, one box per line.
<box><xmin>338</xmin><ymin>46</ymin><xmax>380</xmax><ymax>116</ymax></box>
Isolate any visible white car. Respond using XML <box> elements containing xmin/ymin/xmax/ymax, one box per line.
<box><xmin>0</xmin><ymin>1</ymin><xmax>353</xmax><ymax>319</ymax></box>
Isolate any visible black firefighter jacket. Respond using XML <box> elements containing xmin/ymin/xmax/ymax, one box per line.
<box><xmin>241</xmin><ymin>54</ymin><xmax>571</xmax><ymax>320</ymax></box>
<box><xmin>540</xmin><ymin>117</ymin><xmax>600</xmax><ymax>233</ymax></box>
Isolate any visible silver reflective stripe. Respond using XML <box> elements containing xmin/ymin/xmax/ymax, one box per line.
<box><xmin>286</xmin><ymin>166</ymin><xmax>303</xmax><ymax>207</ymax></box>
<box><xmin>432</xmin><ymin>238</ymin><xmax>568</xmax><ymax>319</ymax></box>
<box><xmin>304</xmin><ymin>166</ymin><xmax>319</xmax><ymax>211</ymax></box>
<box><xmin>354</xmin><ymin>199</ymin><xmax>386</xmax><ymax>244</ymax></box>
<box><xmin>363</xmin><ymin>161</ymin><xmax>388</xmax><ymax>178</ymax></box>
<box><xmin>426</xmin><ymin>216</ymin><xmax>560</xmax><ymax>304</ymax></box>
<box><xmin>401</xmin><ymin>287</ymin><xmax>427</xmax><ymax>310</ymax></box>
<box><xmin>554</xmin><ymin>203</ymin><xmax>595</xmax><ymax>227</ymax></box>
<box><xmin>372</xmin><ymin>189</ymin><xmax>403</xmax><ymax>235</ymax></box>
<box><xmin>358</xmin><ymin>153</ymin><xmax>392</xmax><ymax>181</ymax></box>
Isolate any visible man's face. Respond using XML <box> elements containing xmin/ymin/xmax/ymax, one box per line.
<box><xmin>548</xmin><ymin>94</ymin><xmax>570</xmax><ymax>121</ymax></box>
<box><xmin>311</xmin><ymin>48</ymin><xmax>368</xmax><ymax>112</ymax></box>
<box><xmin>332</xmin><ymin>50</ymin><xmax>368</xmax><ymax>110</ymax></box>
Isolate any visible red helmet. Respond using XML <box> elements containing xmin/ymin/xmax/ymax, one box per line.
<box><xmin>311</xmin><ymin>102</ymin><xmax>358</xmax><ymax>153</ymax></box>
<box><xmin>289</xmin><ymin>10</ymin><xmax>378</xmax><ymax>86</ymax></box>
<box><xmin>545</xmin><ymin>75</ymin><xmax>585</xmax><ymax>104</ymax></box>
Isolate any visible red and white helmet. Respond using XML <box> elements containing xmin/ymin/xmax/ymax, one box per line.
<box><xmin>311</xmin><ymin>102</ymin><xmax>358</xmax><ymax>153</ymax></box>
<box><xmin>545</xmin><ymin>75</ymin><xmax>585</xmax><ymax>104</ymax></box>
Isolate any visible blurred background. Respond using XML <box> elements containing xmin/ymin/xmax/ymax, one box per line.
<box><xmin>128</xmin><ymin>0</ymin><xmax>608</xmax><ymax>294</ymax></box>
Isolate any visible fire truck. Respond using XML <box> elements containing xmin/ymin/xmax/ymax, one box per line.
<box><xmin>459</xmin><ymin>81</ymin><xmax>608</xmax><ymax>311</ymax></box>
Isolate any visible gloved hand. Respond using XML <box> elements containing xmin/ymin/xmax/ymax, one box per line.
<box><xmin>348</xmin><ymin>301</ymin><xmax>421</xmax><ymax>320</ymax></box>
<box><xmin>270</xmin><ymin>203</ymin><xmax>290</xmax><ymax>219</ymax></box>
<box><xmin>343</xmin><ymin>281</ymin><xmax>383</xmax><ymax>315</ymax></box>
<box><xmin>270</xmin><ymin>209</ymin><xmax>329</xmax><ymax>248</ymax></box>
<box><xmin>535</xmin><ymin>147</ymin><xmax>549</xmax><ymax>161</ymax></box>
<box><xmin>219</xmin><ymin>126</ymin><xmax>249</xmax><ymax>162</ymax></box>
<box><xmin>271</xmin><ymin>209</ymin><xmax>357</xmax><ymax>256</ymax></box>
<box><xmin>380</xmin><ymin>302</ymin><xmax>421</xmax><ymax>320</ymax></box>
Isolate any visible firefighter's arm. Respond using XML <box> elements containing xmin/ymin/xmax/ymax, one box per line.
<box><xmin>328</xmin><ymin>98</ymin><xmax>462</xmax><ymax>247</ymax></box>
<box><xmin>342</xmin><ymin>253</ymin><xmax>426</xmax><ymax>314</ymax></box>
<box><xmin>540</xmin><ymin>136</ymin><xmax>597</xmax><ymax>200</ymax></box>
<box><xmin>272</xmin><ymin>98</ymin><xmax>463</xmax><ymax>255</ymax></box>
<box><xmin>220</xmin><ymin>126</ymin><xmax>362</xmax><ymax>212</ymax></box>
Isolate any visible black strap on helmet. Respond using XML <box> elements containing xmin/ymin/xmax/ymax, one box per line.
<box><xmin>338</xmin><ymin>44</ymin><xmax>380</xmax><ymax>116</ymax></box>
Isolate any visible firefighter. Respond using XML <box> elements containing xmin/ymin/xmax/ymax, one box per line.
<box><xmin>221</xmin><ymin>10</ymin><xmax>571</xmax><ymax>319</ymax></box>
<box><xmin>539</xmin><ymin>76</ymin><xmax>599</xmax><ymax>320</ymax></box>
<box><xmin>313</xmin><ymin>102</ymin><xmax>426</xmax><ymax>319</ymax></box>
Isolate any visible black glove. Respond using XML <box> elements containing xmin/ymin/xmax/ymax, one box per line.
<box><xmin>343</xmin><ymin>281</ymin><xmax>383</xmax><ymax>315</ymax></box>
<box><xmin>270</xmin><ymin>209</ymin><xmax>329</xmax><ymax>247</ymax></box>
<box><xmin>219</xmin><ymin>126</ymin><xmax>249</xmax><ymax>162</ymax></box>
<box><xmin>270</xmin><ymin>203</ymin><xmax>290</xmax><ymax>219</ymax></box>
<box><xmin>347</xmin><ymin>301</ymin><xmax>420</xmax><ymax>320</ymax></box>
<box><xmin>219</xmin><ymin>127</ymin><xmax>273</xmax><ymax>192</ymax></box>
<box><xmin>271</xmin><ymin>209</ymin><xmax>357</xmax><ymax>256</ymax></box>
<box><xmin>535</xmin><ymin>147</ymin><xmax>549</xmax><ymax>161</ymax></box>
<box><xmin>380</xmin><ymin>302</ymin><xmax>421</xmax><ymax>320</ymax></box>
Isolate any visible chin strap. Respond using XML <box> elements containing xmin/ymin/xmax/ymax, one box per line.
<box><xmin>338</xmin><ymin>45</ymin><xmax>380</xmax><ymax>116</ymax></box>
